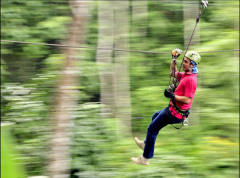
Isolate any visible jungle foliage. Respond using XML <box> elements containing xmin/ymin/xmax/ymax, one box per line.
<box><xmin>1</xmin><ymin>0</ymin><xmax>239</xmax><ymax>177</ymax></box>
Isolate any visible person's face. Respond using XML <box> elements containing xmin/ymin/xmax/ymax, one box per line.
<box><xmin>182</xmin><ymin>57</ymin><xmax>194</xmax><ymax>72</ymax></box>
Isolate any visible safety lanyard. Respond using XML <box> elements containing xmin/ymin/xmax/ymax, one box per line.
<box><xmin>170</xmin><ymin>0</ymin><xmax>208</xmax><ymax>90</ymax></box>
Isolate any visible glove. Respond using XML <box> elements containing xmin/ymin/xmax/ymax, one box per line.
<box><xmin>171</xmin><ymin>48</ymin><xmax>182</xmax><ymax>59</ymax></box>
<box><xmin>164</xmin><ymin>89</ymin><xmax>175</xmax><ymax>100</ymax></box>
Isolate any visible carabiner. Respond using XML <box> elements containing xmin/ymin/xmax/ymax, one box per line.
<box><xmin>183</xmin><ymin>118</ymin><xmax>189</xmax><ymax>126</ymax></box>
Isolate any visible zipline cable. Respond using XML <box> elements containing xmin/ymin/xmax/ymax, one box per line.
<box><xmin>1</xmin><ymin>40</ymin><xmax>170</xmax><ymax>54</ymax></box>
<box><xmin>1</xmin><ymin>40</ymin><xmax>239</xmax><ymax>55</ymax></box>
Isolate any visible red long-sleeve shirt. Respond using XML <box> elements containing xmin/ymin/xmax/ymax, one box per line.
<box><xmin>169</xmin><ymin>72</ymin><xmax>198</xmax><ymax>119</ymax></box>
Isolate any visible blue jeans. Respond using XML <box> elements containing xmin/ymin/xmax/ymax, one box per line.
<box><xmin>143</xmin><ymin>107</ymin><xmax>183</xmax><ymax>159</ymax></box>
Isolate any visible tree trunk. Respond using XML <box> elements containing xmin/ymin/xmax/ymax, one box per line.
<box><xmin>47</xmin><ymin>1</ymin><xmax>90</xmax><ymax>177</ymax></box>
<box><xmin>114</xmin><ymin>1</ymin><xmax>132</xmax><ymax>136</ymax></box>
<box><xmin>96</xmin><ymin>1</ymin><xmax>115</xmax><ymax>118</ymax></box>
<box><xmin>183</xmin><ymin>0</ymin><xmax>200</xmax><ymax>125</ymax></box>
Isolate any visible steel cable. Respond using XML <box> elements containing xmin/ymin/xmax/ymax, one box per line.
<box><xmin>1</xmin><ymin>40</ymin><xmax>239</xmax><ymax>55</ymax></box>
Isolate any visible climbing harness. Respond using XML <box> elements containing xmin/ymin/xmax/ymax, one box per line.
<box><xmin>169</xmin><ymin>100</ymin><xmax>190</xmax><ymax>129</ymax></box>
<box><xmin>171</xmin><ymin>99</ymin><xmax>190</xmax><ymax>117</ymax></box>
<box><xmin>167</xmin><ymin>0</ymin><xmax>208</xmax><ymax>129</ymax></box>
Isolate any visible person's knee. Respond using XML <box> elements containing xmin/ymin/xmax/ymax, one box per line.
<box><xmin>147</xmin><ymin>125</ymin><xmax>159</xmax><ymax>136</ymax></box>
<box><xmin>152</xmin><ymin>113</ymin><xmax>158</xmax><ymax>121</ymax></box>
<box><xmin>152</xmin><ymin>111</ymin><xmax>160</xmax><ymax>121</ymax></box>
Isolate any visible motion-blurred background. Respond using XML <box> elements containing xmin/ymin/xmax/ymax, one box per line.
<box><xmin>1</xmin><ymin>0</ymin><xmax>239</xmax><ymax>178</ymax></box>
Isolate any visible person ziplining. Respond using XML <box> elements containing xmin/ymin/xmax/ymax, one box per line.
<box><xmin>130</xmin><ymin>0</ymin><xmax>208</xmax><ymax>166</ymax></box>
<box><xmin>131</xmin><ymin>49</ymin><xmax>200</xmax><ymax>165</ymax></box>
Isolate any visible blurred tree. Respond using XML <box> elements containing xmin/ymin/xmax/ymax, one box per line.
<box><xmin>47</xmin><ymin>0</ymin><xmax>91</xmax><ymax>177</ymax></box>
<box><xmin>131</xmin><ymin>0</ymin><xmax>148</xmax><ymax>37</ymax></box>
<box><xmin>114</xmin><ymin>1</ymin><xmax>132</xmax><ymax>136</ymax></box>
<box><xmin>96</xmin><ymin>1</ymin><xmax>115</xmax><ymax>118</ymax></box>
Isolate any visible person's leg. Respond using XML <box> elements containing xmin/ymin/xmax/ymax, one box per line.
<box><xmin>152</xmin><ymin>110</ymin><xmax>161</xmax><ymax>121</ymax></box>
<box><xmin>131</xmin><ymin>108</ymin><xmax>186</xmax><ymax>165</ymax></box>
<box><xmin>143</xmin><ymin>107</ymin><xmax>170</xmax><ymax>159</ymax></box>
<box><xmin>141</xmin><ymin>110</ymin><xmax>162</xmax><ymax>145</ymax></box>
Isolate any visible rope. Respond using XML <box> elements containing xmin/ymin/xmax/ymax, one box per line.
<box><xmin>178</xmin><ymin>22</ymin><xmax>198</xmax><ymax>72</ymax></box>
<box><xmin>1</xmin><ymin>40</ymin><xmax>239</xmax><ymax>55</ymax></box>
<box><xmin>196</xmin><ymin>49</ymin><xmax>239</xmax><ymax>53</ymax></box>
<box><xmin>1</xmin><ymin>40</ymin><xmax>170</xmax><ymax>54</ymax></box>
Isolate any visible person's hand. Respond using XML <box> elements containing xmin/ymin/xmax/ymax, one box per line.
<box><xmin>172</xmin><ymin>48</ymin><xmax>182</xmax><ymax>60</ymax></box>
<box><xmin>164</xmin><ymin>89</ymin><xmax>175</xmax><ymax>100</ymax></box>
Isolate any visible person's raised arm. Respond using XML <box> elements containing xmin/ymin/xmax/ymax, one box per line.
<box><xmin>170</xmin><ymin>59</ymin><xmax>178</xmax><ymax>78</ymax></box>
<box><xmin>170</xmin><ymin>48</ymin><xmax>182</xmax><ymax>79</ymax></box>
